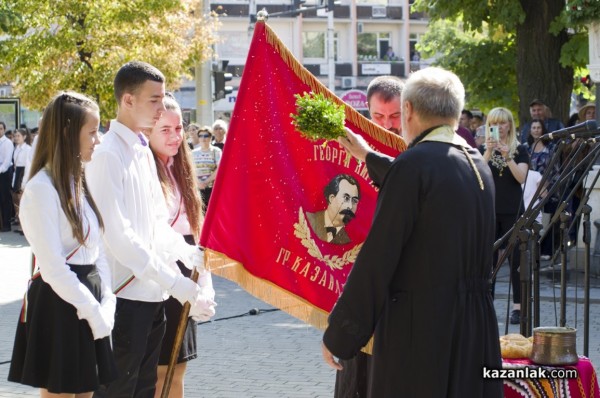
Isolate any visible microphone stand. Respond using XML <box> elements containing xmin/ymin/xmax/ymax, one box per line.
<box><xmin>518</xmin><ymin>229</ymin><xmax>531</xmax><ymax>335</ymax></box>
<box><xmin>536</xmin><ymin>139</ymin><xmax>600</xmax><ymax>339</ymax></box>
<box><xmin>559</xmin><ymin>140</ymin><xmax>600</xmax><ymax>354</ymax></box>
<box><xmin>491</xmin><ymin>136</ymin><xmax>599</xmax><ymax>335</ymax></box>
<box><xmin>582</xmin><ymin>204</ymin><xmax>592</xmax><ymax>357</ymax></box>
<box><xmin>531</xmin><ymin>221</ymin><xmax>543</xmax><ymax>328</ymax></box>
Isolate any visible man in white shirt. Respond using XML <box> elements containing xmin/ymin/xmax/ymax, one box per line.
<box><xmin>0</xmin><ymin>121</ymin><xmax>15</xmax><ymax>232</ymax></box>
<box><xmin>86</xmin><ymin>61</ymin><xmax>210</xmax><ymax>397</ymax></box>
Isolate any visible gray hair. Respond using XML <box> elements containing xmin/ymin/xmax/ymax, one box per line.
<box><xmin>401</xmin><ymin>67</ymin><xmax>464</xmax><ymax>121</ymax></box>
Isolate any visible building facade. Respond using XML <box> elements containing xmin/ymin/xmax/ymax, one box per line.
<box><xmin>175</xmin><ymin>0</ymin><xmax>429</xmax><ymax>122</ymax></box>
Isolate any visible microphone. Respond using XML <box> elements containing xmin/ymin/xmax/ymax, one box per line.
<box><xmin>539</xmin><ymin>120</ymin><xmax>598</xmax><ymax>142</ymax></box>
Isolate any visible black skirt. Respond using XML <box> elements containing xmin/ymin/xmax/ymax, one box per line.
<box><xmin>158</xmin><ymin>235</ymin><xmax>198</xmax><ymax>365</ymax></box>
<box><xmin>12</xmin><ymin>166</ymin><xmax>25</xmax><ymax>192</ymax></box>
<box><xmin>8</xmin><ymin>264</ymin><xmax>118</xmax><ymax>393</ymax></box>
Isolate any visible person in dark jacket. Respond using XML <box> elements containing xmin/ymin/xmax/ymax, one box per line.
<box><xmin>322</xmin><ymin>67</ymin><xmax>503</xmax><ymax>398</ymax></box>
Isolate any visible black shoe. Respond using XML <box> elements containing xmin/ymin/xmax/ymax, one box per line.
<box><xmin>0</xmin><ymin>226</ymin><xmax>11</xmax><ymax>232</ymax></box>
<box><xmin>510</xmin><ymin>310</ymin><xmax>521</xmax><ymax>325</ymax></box>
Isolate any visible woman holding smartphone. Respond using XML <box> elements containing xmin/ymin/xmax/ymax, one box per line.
<box><xmin>482</xmin><ymin>107</ymin><xmax>529</xmax><ymax>325</ymax></box>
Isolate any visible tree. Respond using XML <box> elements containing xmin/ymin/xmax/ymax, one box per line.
<box><xmin>413</xmin><ymin>0</ymin><xmax>593</xmax><ymax>127</ymax></box>
<box><xmin>0</xmin><ymin>0</ymin><xmax>218</xmax><ymax>121</ymax></box>
<box><xmin>418</xmin><ymin>19</ymin><xmax>518</xmax><ymax>115</ymax></box>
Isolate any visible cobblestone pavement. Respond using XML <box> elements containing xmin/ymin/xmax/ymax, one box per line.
<box><xmin>1</xmin><ymin>230</ymin><xmax>598</xmax><ymax>397</ymax></box>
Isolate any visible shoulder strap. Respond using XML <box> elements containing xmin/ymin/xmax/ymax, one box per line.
<box><xmin>30</xmin><ymin>223</ymin><xmax>91</xmax><ymax>279</ymax></box>
<box><xmin>21</xmin><ymin>224</ymin><xmax>90</xmax><ymax>323</ymax></box>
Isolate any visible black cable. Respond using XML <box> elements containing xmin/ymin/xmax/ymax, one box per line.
<box><xmin>197</xmin><ymin>308</ymin><xmax>280</xmax><ymax>325</ymax></box>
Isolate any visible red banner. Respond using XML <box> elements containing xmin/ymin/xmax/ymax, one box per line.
<box><xmin>200</xmin><ymin>21</ymin><xmax>405</xmax><ymax>329</ymax></box>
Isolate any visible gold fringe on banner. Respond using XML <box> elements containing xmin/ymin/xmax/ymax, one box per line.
<box><xmin>261</xmin><ymin>21</ymin><xmax>407</xmax><ymax>154</ymax></box>
<box><xmin>205</xmin><ymin>248</ymin><xmax>374</xmax><ymax>354</ymax></box>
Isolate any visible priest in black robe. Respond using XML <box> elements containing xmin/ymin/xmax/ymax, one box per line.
<box><xmin>322</xmin><ymin>67</ymin><xmax>503</xmax><ymax>398</ymax></box>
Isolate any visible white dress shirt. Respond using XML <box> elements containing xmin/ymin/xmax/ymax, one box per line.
<box><xmin>0</xmin><ymin>135</ymin><xmax>14</xmax><ymax>173</ymax></box>
<box><xmin>86</xmin><ymin>120</ymin><xmax>196</xmax><ymax>302</ymax></box>
<box><xmin>20</xmin><ymin>169</ymin><xmax>113</xmax><ymax>322</ymax></box>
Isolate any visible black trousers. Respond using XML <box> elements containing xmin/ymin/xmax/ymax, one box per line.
<box><xmin>0</xmin><ymin>166</ymin><xmax>13</xmax><ymax>229</ymax></box>
<box><xmin>94</xmin><ymin>299</ymin><xmax>166</xmax><ymax>398</ymax></box>
<box><xmin>492</xmin><ymin>213</ymin><xmax>522</xmax><ymax>305</ymax></box>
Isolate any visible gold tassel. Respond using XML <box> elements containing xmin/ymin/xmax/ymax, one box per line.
<box><xmin>206</xmin><ymin>248</ymin><xmax>374</xmax><ymax>354</ymax></box>
<box><xmin>461</xmin><ymin>146</ymin><xmax>484</xmax><ymax>190</ymax></box>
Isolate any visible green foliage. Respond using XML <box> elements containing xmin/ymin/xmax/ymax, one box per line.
<box><xmin>413</xmin><ymin>0</ymin><xmax>592</xmax><ymax>118</ymax></box>
<box><xmin>417</xmin><ymin>19</ymin><xmax>519</xmax><ymax>115</ymax></box>
<box><xmin>290</xmin><ymin>92</ymin><xmax>346</xmax><ymax>141</ymax></box>
<box><xmin>565</xmin><ymin>0</ymin><xmax>600</xmax><ymax>26</ymax></box>
<box><xmin>412</xmin><ymin>0</ymin><xmax>525</xmax><ymax>32</ymax></box>
<box><xmin>0</xmin><ymin>0</ymin><xmax>218</xmax><ymax>121</ymax></box>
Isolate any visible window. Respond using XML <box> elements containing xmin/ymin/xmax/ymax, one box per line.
<box><xmin>303</xmin><ymin>31</ymin><xmax>325</xmax><ymax>59</ymax></box>
<box><xmin>356</xmin><ymin>0</ymin><xmax>387</xmax><ymax>5</ymax></box>
<box><xmin>410</xmin><ymin>33</ymin><xmax>421</xmax><ymax>61</ymax></box>
<box><xmin>218</xmin><ymin>31</ymin><xmax>251</xmax><ymax>60</ymax></box>
<box><xmin>357</xmin><ymin>32</ymin><xmax>391</xmax><ymax>60</ymax></box>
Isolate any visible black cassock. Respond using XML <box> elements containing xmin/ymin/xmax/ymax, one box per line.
<box><xmin>324</xmin><ymin>138</ymin><xmax>503</xmax><ymax>397</ymax></box>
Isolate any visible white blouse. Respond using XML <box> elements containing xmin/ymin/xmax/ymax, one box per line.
<box><xmin>164</xmin><ymin>157</ymin><xmax>193</xmax><ymax>237</ymax></box>
<box><xmin>20</xmin><ymin>169</ymin><xmax>112</xmax><ymax>322</ymax></box>
<box><xmin>13</xmin><ymin>143</ymin><xmax>31</xmax><ymax>168</ymax></box>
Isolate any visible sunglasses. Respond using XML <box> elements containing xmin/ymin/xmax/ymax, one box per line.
<box><xmin>198</xmin><ymin>133</ymin><xmax>211</xmax><ymax>138</ymax></box>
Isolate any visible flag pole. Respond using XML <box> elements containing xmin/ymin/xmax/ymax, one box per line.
<box><xmin>160</xmin><ymin>266</ymin><xmax>200</xmax><ymax>398</ymax></box>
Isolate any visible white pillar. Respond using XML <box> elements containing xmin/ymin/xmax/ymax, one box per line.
<box><xmin>403</xmin><ymin>0</ymin><xmax>410</xmax><ymax>78</ymax></box>
<box><xmin>327</xmin><ymin>9</ymin><xmax>335</xmax><ymax>91</ymax></box>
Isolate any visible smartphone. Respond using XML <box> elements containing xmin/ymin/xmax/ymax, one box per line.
<box><xmin>488</xmin><ymin>125</ymin><xmax>500</xmax><ymax>141</ymax></box>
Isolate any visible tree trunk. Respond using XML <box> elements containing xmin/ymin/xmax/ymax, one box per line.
<box><xmin>516</xmin><ymin>0</ymin><xmax>573</xmax><ymax>129</ymax></box>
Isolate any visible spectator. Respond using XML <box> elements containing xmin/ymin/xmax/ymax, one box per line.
<box><xmin>29</xmin><ymin>127</ymin><xmax>39</xmax><ymax>143</ymax></box>
<box><xmin>383</xmin><ymin>46</ymin><xmax>396</xmax><ymax>61</ymax></box>
<box><xmin>527</xmin><ymin>119</ymin><xmax>561</xmax><ymax>260</ymax></box>
<box><xmin>0</xmin><ymin>121</ymin><xmax>14</xmax><ymax>232</ymax></box>
<box><xmin>578</xmin><ymin>102</ymin><xmax>596</xmax><ymax>122</ymax></box>
<box><xmin>471</xmin><ymin>114</ymin><xmax>484</xmax><ymax>135</ymax></box>
<box><xmin>212</xmin><ymin>119</ymin><xmax>228</xmax><ymax>150</ymax></box>
<box><xmin>483</xmin><ymin>107</ymin><xmax>529</xmax><ymax>325</ymax></box>
<box><xmin>192</xmin><ymin>126</ymin><xmax>222</xmax><ymax>212</ymax></box>
<box><xmin>520</xmin><ymin>99</ymin><xmax>564</xmax><ymax>143</ymax></box>
<box><xmin>456</xmin><ymin>125</ymin><xmax>477</xmax><ymax>148</ymax></box>
<box><xmin>187</xmin><ymin>123</ymin><xmax>201</xmax><ymax>150</ymax></box>
<box><xmin>474</xmin><ymin>125</ymin><xmax>486</xmax><ymax>149</ymax></box>
<box><xmin>459</xmin><ymin>109</ymin><xmax>474</xmax><ymax>132</ymax></box>
<box><xmin>11</xmin><ymin>128</ymin><xmax>32</xmax><ymax>233</ymax></box>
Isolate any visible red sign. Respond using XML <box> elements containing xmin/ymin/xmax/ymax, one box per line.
<box><xmin>341</xmin><ymin>90</ymin><xmax>368</xmax><ymax>110</ymax></box>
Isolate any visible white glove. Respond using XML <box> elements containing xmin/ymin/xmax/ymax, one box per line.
<box><xmin>87</xmin><ymin>301</ymin><xmax>114</xmax><ymax>340</ymax></box>
<box><xmin>181</xmin><ymin>246</ymin><xmax>205</xmax><ymax>271</ymax></box>
<box><xmin>100</xmin><ymin>292</ymin><xmax>116</xmax><ymax>331</ymax></box>
<box><xmin>190</xmin><ymin>289</ymin><xmax>217</xmax><ymax>322</ymax></box>
<box><xmin>169</xmin><ymin>274</ymin><xmax>201</xmax><ymax>305</ymax></box>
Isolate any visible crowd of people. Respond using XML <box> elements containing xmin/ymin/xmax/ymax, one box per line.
<box><xmin>1</xmin><ymin>61</ymin><xmax>596</xmax><ymax>398</ymax></box>
<box><xmin>458</xmin><ymin>99</ymin><xmax>596</xmax><ymax>326</ymax></box>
